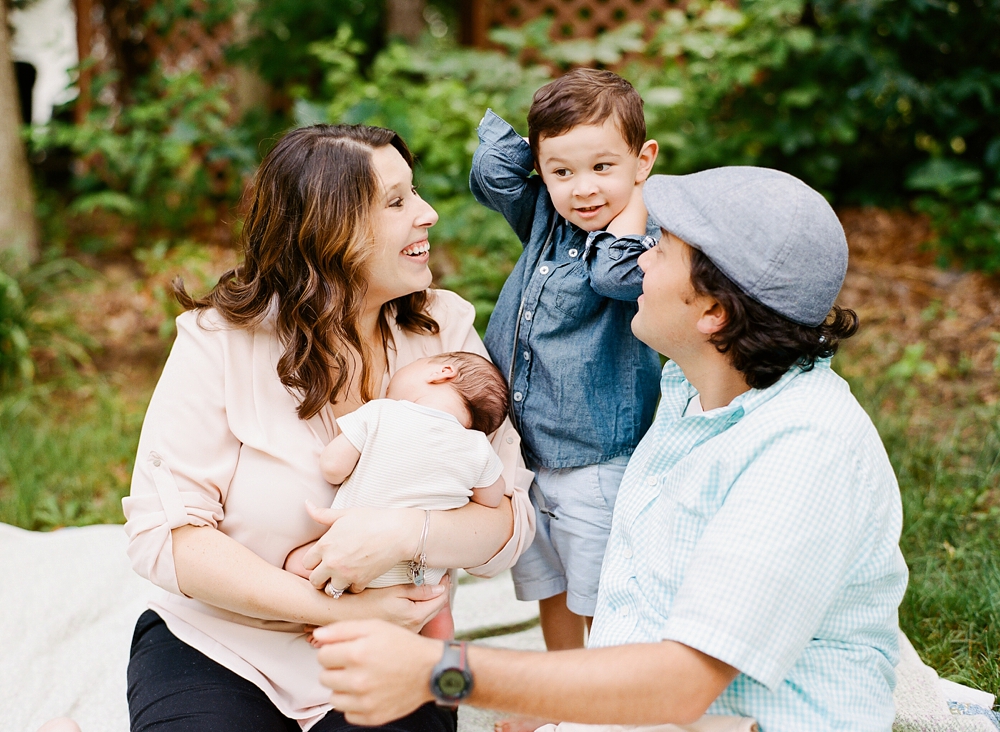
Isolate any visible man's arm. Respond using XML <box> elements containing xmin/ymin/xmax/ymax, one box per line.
<box><xmin>313</xmin><ymin>620</ymin><xmax>738</xmax><ymax>727</ymax></box>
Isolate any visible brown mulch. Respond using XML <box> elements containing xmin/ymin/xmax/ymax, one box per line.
<box><xmin>836</xmin><ymin>208</ymin><xmax>1000</xmax><ymax>410</ymax></box>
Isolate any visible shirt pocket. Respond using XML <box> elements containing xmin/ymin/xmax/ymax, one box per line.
<box><xmin>548</xmin><ymin>262</ymin><xmax>602</xmax><ymax>319</ymax></box>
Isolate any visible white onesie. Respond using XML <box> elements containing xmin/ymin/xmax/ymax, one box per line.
<box><xmin>332</xmin><ymin>399</ymin><xmax>504</xmax><ymax>587</ymax></box>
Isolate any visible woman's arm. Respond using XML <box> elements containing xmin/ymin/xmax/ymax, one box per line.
<box><xmin>301</xmin><ymin>498</ymin><xmax>514</xmax><ymax>593</ymax></box>
<box><xmin>172</xmin><ymin>524</ymin><xmax>447</xmax><ymax>630</ymax></box>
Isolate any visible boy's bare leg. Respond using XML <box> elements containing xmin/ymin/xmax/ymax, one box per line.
<box><xmin>495</xmin><ymin>593</ymin><xmax>588</xmax><ymax>732</ymax></box>
<box><xmin>539</xmin><ymin>592</ymin><xmax>586</xmax><ymax>650</ymax></box>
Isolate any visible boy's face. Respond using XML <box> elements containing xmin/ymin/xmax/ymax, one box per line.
<box><xmin>631</xmin><ymin>232</ymin><xmax>707</xmax><ymax>358</ymax></box>
<box><xmin>536</xmin><ymin>118</ymin><xmax>650</xmax><ymax>232</ymax></box>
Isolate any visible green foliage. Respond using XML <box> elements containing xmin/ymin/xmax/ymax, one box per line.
<box><xmin>0</xmin><ymin>271</ymin><xmax>32</xmax><ymax>391</ymax></box>
<box><xmin>29</xmin><ymin>68</ymin><xmax>258</xmax><ymax>242</ymax></box>
<box><xmin>230</xmin><ymin>0</ymin><xmax>384</xmax><ymax>94</ymax></box>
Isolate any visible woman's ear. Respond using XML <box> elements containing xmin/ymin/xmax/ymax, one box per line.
<box><xmin>635</xmin><ymin>140</ymin><xmax>659</xmax><ymax>183</ymax></box>
<box><xmin>696</xmin><ymin>299</ymin><xmax>728</xmax><ymax>337</ymax></box>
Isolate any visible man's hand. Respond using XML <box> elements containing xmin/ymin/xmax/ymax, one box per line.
<box><xmin>314</xmin><ymin>620</ymin><xmax>441</xmax><ymax>725</ymax></box>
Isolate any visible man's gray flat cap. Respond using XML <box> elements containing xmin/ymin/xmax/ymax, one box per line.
<box><xmin>642</xmin><ymin>167</ymin><xmax>848</xmax><ymax>326</ymax></box>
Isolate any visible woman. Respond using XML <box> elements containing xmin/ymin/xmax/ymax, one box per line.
<box><xmin>122</xmin><ymin>124</ymin><xmax>534</xmax><ymax>732</ymax></box>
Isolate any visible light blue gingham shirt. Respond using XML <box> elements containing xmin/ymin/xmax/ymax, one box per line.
<box><xmin>590</xmin><ymin>359</ymin><xmax>909</xmax><ymax>732</ymax></box>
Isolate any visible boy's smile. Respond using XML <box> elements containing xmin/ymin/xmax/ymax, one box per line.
<box><xmin>536</xmin><ymin>118</ymin><xmax>652</xmax><ymax>232</ymax></box>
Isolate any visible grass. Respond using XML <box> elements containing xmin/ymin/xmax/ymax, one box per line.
<box><xmin>0</xmin><ymin>378</ymin><xmax>148</xmax><ymax>529</ymax></box>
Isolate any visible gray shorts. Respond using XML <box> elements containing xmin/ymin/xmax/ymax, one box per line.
<box><xmin>510</xmin><ymin>456</ymin><xmax>629</xmax><ymax>617</ymax></box>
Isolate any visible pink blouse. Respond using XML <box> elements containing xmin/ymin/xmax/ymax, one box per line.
<box><xmin>123</xmin><ymin>289</ymin><xmax>535</xmax><ymax>727</ymax></box>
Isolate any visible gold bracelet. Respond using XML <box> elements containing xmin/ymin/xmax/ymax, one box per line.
<box><xmin>407</xmin><ymin>510</ymin><xmax>430</xmax><ymax>586</ymax></box>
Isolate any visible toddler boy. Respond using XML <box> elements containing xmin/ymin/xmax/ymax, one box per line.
<box><xmin>285</xmin><ymin>351</ymin><xmax>509</xmax><ymax>639</ymax></box>
<box><xmin>471</xmin><ymin>68</ymin><xmax>661</xmax><ymax>652</ymax></box>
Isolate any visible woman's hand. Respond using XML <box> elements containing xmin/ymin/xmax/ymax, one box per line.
<box><xmin>339</xmin><ymin>579</ymin><xmax>449</xmax><ymax>633</ymax></box>
<box><xmin>314</xmin><ymin>619</ymin><xmax>441</xmax><ymax>726</ymax></box>
<box><xmin>303</xmin><ymin>502</ymin><xmax>422</xmax><ymax>593</ymax></box>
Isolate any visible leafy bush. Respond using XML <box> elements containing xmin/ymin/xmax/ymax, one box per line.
<box><xmin>29</xmin><ymin>67</ymin><xmax>258</xmax><ymax>243</ymax></box>
<box><xmin>297</xmin><ymin>0</ymin><xmax>999</xmax><ymax>311</ymax></box>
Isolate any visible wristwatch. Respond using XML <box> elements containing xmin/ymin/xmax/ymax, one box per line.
<box><xmin>430</xmin><ymin>640</ymin><xmax>473</xmax><ymax>706</ymax></box>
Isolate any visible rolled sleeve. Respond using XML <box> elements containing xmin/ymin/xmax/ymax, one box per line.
<box><xmin>469</xmin><ymin>109</ymin><xmax>542</xmax><ymax>244</ymax></box>
<box><xmin>122</xmin><ymin>311</ymin><xmax>240</xmax><ymax>595</ymax></box>
<box><xmin>583</xmin><ymin>230</ymin><xmax>657</xmax><ymax>300</ymax></box>
<box><xmin>662</xmin><ymin>427</ymin><xmax>866</xmax><ymax>690</ymax></box>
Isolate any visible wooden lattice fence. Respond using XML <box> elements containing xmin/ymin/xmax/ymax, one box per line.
<box><xmin>461</xmin><ymin>0</ymin><xmax>684</xmax><ymax>47</ymax></box>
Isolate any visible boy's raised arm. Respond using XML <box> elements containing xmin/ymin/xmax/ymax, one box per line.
<box><xmin>469</xmin><ymin>109</ymin><xmax>544</xmax><ymax>245</ymax></box>
<box><xmin>582</xmin><ymin>213</ymin><xmax>659</xmax><ymax>302</ymax></box>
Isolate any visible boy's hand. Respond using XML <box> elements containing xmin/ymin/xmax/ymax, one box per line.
<box><xmin>607</xmin><ymin>182</ymin><xmax>648</xmax><ymax>238</ymax></box>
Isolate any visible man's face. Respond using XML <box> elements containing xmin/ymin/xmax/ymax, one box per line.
<box><xmin>536</xmin><ymin>118</ymin><xmax>642</xmax><ymax>232</ymax></box>
<box><xmin>631</xmin><ymin>231</ymin><xmax>706</xmax><ymax>357</ymax></box>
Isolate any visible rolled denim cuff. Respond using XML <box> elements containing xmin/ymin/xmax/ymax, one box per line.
<box><xmin>477</xmin><ymin>109</ymin><xmax>534</xmax><ymax>170</ymax></box>
<box><xmin>583</xmin><ymin>231</ymin><xmax>657</xmax><ymax>261</ymax></box>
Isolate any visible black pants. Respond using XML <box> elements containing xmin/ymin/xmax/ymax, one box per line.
<box><xmin>127</xmin><ymin>610</ymin><xmax>457</xmax><ymax>732</ymax></box>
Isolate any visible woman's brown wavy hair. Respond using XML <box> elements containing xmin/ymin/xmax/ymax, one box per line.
<box><xmin>175</xmin><ymin>124</ymin><xmax>439</xmax><ymax>420</ymax></box>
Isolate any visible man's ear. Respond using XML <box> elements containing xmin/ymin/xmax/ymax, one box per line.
<box><xmin>635</xmin><ymin>140</ymin><xmax>659</xmax><ymax>183</ymax></box>
<box><xmin>696</xmin><ymin>299</ymin><xmax>728</xmax><ymax>336</ymax></box>
<box><xmin>427</xmin><ymin>363</ymin><xmax>458</xmax><ymax>384</ymax></box>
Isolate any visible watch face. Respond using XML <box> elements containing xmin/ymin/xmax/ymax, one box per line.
<box><xmin>438</xmin><ymin>669</ymin><xmax>468</xmax><ymax>698</ymax></box>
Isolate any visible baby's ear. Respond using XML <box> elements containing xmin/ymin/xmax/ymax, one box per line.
<box><xmin>427</xmin><ymin>363</ymin><xmax>458</xmax><ymax>384</ymax></box>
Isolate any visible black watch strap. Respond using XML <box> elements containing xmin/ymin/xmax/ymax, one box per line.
<box><xmin>430</xmin><ymin>640</ymin><xmax>473</xmax><ymax>706</ymax></box>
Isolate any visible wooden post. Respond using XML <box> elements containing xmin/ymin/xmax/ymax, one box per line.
<box><xmin>460</xmin><ymin>0</ymin><xmax>490</xmax><ymax>48</ymax></box>
<box><xmin>73</xmin><ymin>0</ymin><xmax>91</xmax><ymax>123</ymax></box>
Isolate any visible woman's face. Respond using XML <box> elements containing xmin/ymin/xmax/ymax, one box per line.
<box><xmin>364</xmin><ymin>145</ymin><xmax>439</xmax><ymax>307</ymax></box>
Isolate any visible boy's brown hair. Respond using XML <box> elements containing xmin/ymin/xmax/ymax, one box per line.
<box><xmin>527</xmin><ymin>68</ymin><xmax>646</xmax><ymax>163</ymax></box>
<box><xmin>432</xmin><ymin>351</ymin><xmax>509</xmax><ymax>434</ymax></box>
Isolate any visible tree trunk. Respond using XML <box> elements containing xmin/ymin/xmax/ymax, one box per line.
<box><xmin>0</xmin><ymin>0</ymin><xmax>39</xmax><ymax>273</ymax></box>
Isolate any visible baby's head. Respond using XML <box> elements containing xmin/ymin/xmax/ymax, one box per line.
<box><xmin>386</xmin><ymin>352</ymin><xmax>509</xmax><ymax>434</ymax></box>
<box><xmin>528</xmin><ymin>68</ymin><xmax>657</xmax><ymax>232</ymax></box>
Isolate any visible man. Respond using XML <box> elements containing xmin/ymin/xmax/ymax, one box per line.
<box><xmin>312</xmin><ymin>167</ymin><xmax>909</xmax><ymax>732</ymax></box>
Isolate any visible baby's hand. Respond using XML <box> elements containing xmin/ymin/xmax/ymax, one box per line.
<box><xmin>284</xmin><ymin>541</ymin><xmax>317</xmax><ymax>579</ymax></box>
<box><xmin>607</xmin><ymin>182</ymin><xmax>648</xmax><ymax>238</ymax></box>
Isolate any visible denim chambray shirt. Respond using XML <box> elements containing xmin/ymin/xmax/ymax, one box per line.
<box><xmin>471</xmin><ymin>110</ymin><xmax>661</xmax><ymax>469</ymax></box>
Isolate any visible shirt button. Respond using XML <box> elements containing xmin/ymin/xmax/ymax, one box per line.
<box><xmin>568</xmin><ymin>248</ymin><xmax>578</xmax><ymax>258</ymax></box>
<box><xmin>153</xmin><ymin>459</ymin><xmax>161</xmax><ymax>467</ymax></box>
<box><xmin>539</xmin><ymin>265</ymin><xmax>550</xmax><ymax>275</ymax></box>
<box><xmin>506</xmin><ymin>436</ymin><xmax>514</xmax><ymax>444</ymax></box>
<box><xmin>513</xmin><ymin>392</ymin><xmax>523</xmax><ymax>402</ymax></box>
<box><xmin>619</xmin><ymin>607</ymin><xmax>629</xmax><ymax>617</ymax></box>
<box><xmin>646</xmin><ymin>476</ymin><xmax>658</xmax><ymax>486</ymax></box>
<box><xmin>524</xmin><ymin>311</ymin><xmax>533</xmax><ymax>321</ymax></box>
<box><xmin>623</xmin><ymin>547</ymin><xmax>633</xmax><ymax>559</ymax></box>
<box><xmin>523</xmin><ymin>351</ymin><xmax>530</xmax><ymax>360</ymax></box>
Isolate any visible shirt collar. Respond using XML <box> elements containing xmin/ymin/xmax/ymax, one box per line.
<box><xmin>658</xmin><ymin>357</ymin><xmax>831</xmax><ymax>426</ymax></box>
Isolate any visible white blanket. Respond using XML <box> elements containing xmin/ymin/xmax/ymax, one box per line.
<box><xmin>2</xmin><ymin>524</ymin><xmax>996</xmax><ymax>732</ymax></box>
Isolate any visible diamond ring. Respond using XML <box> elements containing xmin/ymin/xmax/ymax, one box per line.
<box><xmin>324</xmin><ymin>582</ymin><xmax>346</xmax><ymax>599</ymax></box>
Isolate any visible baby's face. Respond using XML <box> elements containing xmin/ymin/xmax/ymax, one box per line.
<box><xmin>386</xmin><ymin>357</ymin><xmax>442</xmax><ymax>401</ymax></box>
<box><xmin>536</xmin><ymin>117</ymin><xmax>642</xmax><ymax>232</ymax></box>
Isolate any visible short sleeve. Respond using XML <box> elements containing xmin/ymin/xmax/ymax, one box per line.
<box><xmin>335</xmin><ymin>402</ymin><xmax>377</xmax><ymax>452</ymax></box>
<box><xmin>662</xmin><ymin>427</ymin><xmax>868</xmax><ymax>690</ymax></box>
<box><xmin>121</xmin><ymin>311</ymin><xmax>241</xmax><ymax>595</ymax></box>
<box><xmin>473</xmin><ymin>441</ymin><xmax>505</xmax><ymax>488</ymax></box>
